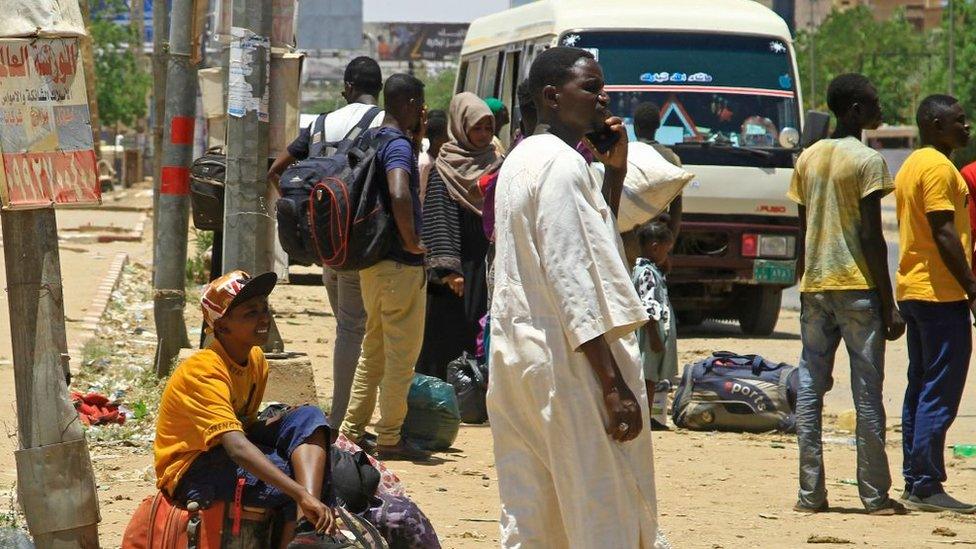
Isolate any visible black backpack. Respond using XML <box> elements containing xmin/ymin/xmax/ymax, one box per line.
<box><xmin>276</xmin><ymin>107</ymin><xmax>388</xmax><ymax>267</ymax></box>
<box><xmin>672</xmin><ymin>351</ymin><xmax>799</xmax><ymax>433</ymax></box>
<box><xmin>189</xmin><ymin>146</ymin><xmax>227</xmax><ymax>231</ymax></box>
<box><xmin>309</xmin><ymin>126</ymin><xmax>401</xmax><ymax>271</ymax></box>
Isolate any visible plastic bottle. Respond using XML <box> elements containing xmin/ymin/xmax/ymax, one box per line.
<box><xmin>953</xmin><ymin>444</ymin><xmax>976</xmax><ymax>458</ymax></box>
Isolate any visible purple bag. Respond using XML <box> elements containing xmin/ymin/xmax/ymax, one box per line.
<box><xmin>364</xmin><ymin>493</ymin><xmax>440</xmax><ymax>549</ymax></box>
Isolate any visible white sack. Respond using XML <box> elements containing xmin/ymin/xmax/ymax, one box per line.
<box><xmin>615</xmin><ymin>141</ymin><xmax>694</xmax><ymax>232</ymax></box>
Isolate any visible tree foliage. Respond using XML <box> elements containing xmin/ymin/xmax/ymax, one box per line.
<box><xmin>90</xmin><ymin>0</ymin><xmax>151</xmax><ymax>128</ymax></box>
<box><xmin>924</xmin><ymin>0</ymin><xmax>976</xmax><ymax>163</ymax></box>
<box><xmin>420</xmin><ymin>69</ymin><xmax>458</xmax><ymax>113</ymax></box>
<box><xmin>794</xmin><ymin>2</ymin><xmax>976</xmax><ymax>164</ymax></box>
<box><xmin>795</xmin><ymin>6</ymin><xmax>931</xmax><ymax>124</ymax></box>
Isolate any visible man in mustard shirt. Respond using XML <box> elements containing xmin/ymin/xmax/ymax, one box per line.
<box><xmin>154</xmin><ymin>271</ymin><xmax>338</xmax><ymax>546</ymax></box>
<box><xmin>788</xmin><ymin>74</ymin><xmax>906</xmax><ymax>515</ymax></box>
<box><xmin>895</xmin><ymin>94</ymin><xmax>975</xmax><ymax>513</ymax></box>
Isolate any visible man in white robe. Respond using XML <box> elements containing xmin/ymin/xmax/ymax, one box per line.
<box><xmin>488</xmin><ymin>46</ymin><xmax>661</xmax><ymax>548</ymax></box>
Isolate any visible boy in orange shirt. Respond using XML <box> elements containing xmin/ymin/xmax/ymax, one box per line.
<box><xmin>154</xmin><ymin>270</ymin><xmax>336</xmax><ymax>547</ymax></box>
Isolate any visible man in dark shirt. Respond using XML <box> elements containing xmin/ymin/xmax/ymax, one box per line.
<box><xmin>339</xmin><ymin>74</ymin><xmax>431</xmax><ymax>461</ymax></box>
<box><xmin>266</xmin><ymin>57</ymin><xmax>385</xmax><ymax>434</ymax></box>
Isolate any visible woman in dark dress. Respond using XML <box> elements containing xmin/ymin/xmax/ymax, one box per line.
<box><xmin>416</xmin><ymin>92</ymin><xmax>502</xmax><ymax>378</ymax></box>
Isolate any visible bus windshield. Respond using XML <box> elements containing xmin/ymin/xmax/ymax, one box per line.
<box><xmin>564</xmin><ymin>31</ymin><xmax>800</xmax><ymax>164</ymax></box>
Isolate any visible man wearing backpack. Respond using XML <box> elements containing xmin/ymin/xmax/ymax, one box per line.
<box><xmin>268</xmin><ymin>57</ymin><xmax>385</xmax><ymax>433</ymax></box>
<box><xmin>340</xmin><ymin>73</ymin><xmax>431</xmax><ymax>462</ymax></box>
<box><xmin>788</xmin><ymin>74</ymin><xmax>907</xmax><ymax>515</ymax></box>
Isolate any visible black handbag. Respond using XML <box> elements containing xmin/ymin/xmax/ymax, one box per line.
<box><xmin>446</xmin><ymin>352</ymin><xmax>489</xmax><ymax>424</ymax></box>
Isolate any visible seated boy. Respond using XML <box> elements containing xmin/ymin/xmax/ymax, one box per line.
<box><xmin>153</xmin><ymin>270</ymin><xmax>336</xmax><ymax>547</ymax></box>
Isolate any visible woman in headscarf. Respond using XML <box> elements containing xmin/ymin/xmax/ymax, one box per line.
<box><xmin>416</xmin><ymin>92</ymin><xmax>502</xmax><ymax>379</ymax></box>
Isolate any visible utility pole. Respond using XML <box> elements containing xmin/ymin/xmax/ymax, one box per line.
<box><xmin>3</xmin><ymin>209</ymin><xmax>100</xmax><ymax>547</ymax></box>
<box><xmin>78</xmin><ymin>0</ymin><xmax>101</xmax><ymax>162</ymax></box>
<box><xmin>222</xmin><ymin>0</ymin><xmax>283</xmax><ymax>351</ymax></box>
<box><xmin>948</xmin><ymin>0</ymin><xmax>955</xmax><ymax>96</ymax></box>
<box><xmin>151</xmin><ymin>0</ymin><xmax>170</xmax><ymax>272</ymax></box>
<box><xmin>154</xmin><ymin>0</ymin><xmax>198</xmax><ymax>375</ymax></box>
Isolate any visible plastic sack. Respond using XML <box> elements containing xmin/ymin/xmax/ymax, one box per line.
<box><xmin>446</xmin><ymin>352</ymin><xmax>489</xmax><ymax>424</ymax></box>
<box><xmin>401</xmin><ymin>374</ymin><xmax>461</xmax><ymax>451</ymax></box>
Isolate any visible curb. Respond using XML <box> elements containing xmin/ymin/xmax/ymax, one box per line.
<box><xmin>58</xmin><ymin>212</ymin><xmax>149</xmax><ymax>244</ymax></box>
<box><xmin>67</xmin><ymin>252</ymin><xmax>129</xmax><ymax>373</ymax></box>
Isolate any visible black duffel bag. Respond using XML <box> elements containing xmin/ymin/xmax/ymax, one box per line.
<box><xmin>189</xmin><ymin>146</ymin><xmax>226</xmax><ymax>231</ymax></box>
<box><xmin>446</xmin><ymin>352</ymin><xmax>489</xmax><ymax>424</ymax></box>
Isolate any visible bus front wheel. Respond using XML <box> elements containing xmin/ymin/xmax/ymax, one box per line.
<box><xmin>737</xmin><ymin>286</ymin><xmax>782</xmax><ymax>336</ymax></box>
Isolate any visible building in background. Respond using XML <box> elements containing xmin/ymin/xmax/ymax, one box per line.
<box><xmin>756</xmin><ymin>0</ymin><xmax>944</xmax><ymax>31</ymax></box>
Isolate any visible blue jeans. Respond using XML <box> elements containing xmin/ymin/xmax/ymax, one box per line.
<box><xmin>899</xmin><ymin>300</ymin><xmax>972</xmax><ymax>498</ymax></box>
<box><xmin>172</xmin><ymin>405</ymin><xmax>330</xmax><ymax>515</ymax></box>
<box><xmin>796</xmin><ymin>290</ymin><xmax>892</xmax><ymax>510</ymax></box>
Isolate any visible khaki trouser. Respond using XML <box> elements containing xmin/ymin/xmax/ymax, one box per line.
<box><xmin>341</xmin><ymin>260</ymin><xmax>426</xmax><ymax>446</ymax></box>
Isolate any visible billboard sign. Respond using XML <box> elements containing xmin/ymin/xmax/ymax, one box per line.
<box><xmin>365</xmin><ymin>23</ymin><xmax>468</xmax><ymax>61</ymax></box>
<box><xmin>0</xmin><ymin>38</ymin><xmax>99</xmax><ymax>208</ymax></box>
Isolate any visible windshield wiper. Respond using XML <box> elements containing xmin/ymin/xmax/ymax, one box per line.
<box><xmin>674</xmin><ymin>141</ymin><xmax>774</xmax><ymax>159</ymax></box>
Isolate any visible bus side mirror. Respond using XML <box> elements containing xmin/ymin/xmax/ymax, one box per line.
<box><xmin>801</xmin><ymin>111</ymin><xmax>830</xmax><ymax>148</ymax></box>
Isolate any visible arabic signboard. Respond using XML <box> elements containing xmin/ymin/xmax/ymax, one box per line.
<box><xmin>0</xmin><ymin>38</ymin><xmax>99</xmax><ymax>208</ymax></box>
<box><xmin>365</xmin><ymin>23</ymin><xmax>468</xmax><ymax>61</ymax></box>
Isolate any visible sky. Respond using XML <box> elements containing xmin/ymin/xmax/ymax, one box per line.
<box><xmin>362</xmin><ymin>0</ymin><xmax>511</xmax><ymax>23</ymax></box>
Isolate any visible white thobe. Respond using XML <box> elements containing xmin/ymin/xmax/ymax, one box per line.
<box><xmin>487</xmin><ymin>134</ymin><xmax>660</xmax><ymax>548</ymax></box>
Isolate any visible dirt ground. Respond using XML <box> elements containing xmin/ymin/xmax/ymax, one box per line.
<box><xmin>75</xmin><ymin>257</ymin><xmax>976</xmax><ymax>547</ymax></box>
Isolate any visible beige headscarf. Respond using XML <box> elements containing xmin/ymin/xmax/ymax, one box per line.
<box><xmin>435</xmin><ymin>92</ymin><xmax>503</xmax><ymax>216</ymax></box>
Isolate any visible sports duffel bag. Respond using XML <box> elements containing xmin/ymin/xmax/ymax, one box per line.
<box><xmin>672</xmin><ymin>351</ymin><xmax>799</xmax><ymax>433</ymax></box>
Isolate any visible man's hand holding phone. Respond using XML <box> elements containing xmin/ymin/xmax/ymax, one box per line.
<box><xmin>585</xmin><ymin>116</ymin><xmax>628</xmax><ymax>173</ymax></box>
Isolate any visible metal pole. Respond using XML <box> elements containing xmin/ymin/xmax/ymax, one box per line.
<box><xmin>154</xmin><ymin>0</ymin><xmax>198</xmax><ymax>375</ymax></box>
<box><xmin>2</xmin><ymin>208</ymin><xmax>100</xmax><ymax>547</ymax></box>
<box><xmin>948</xmin><ymin>0</ymin><xmax>955</xmax><ymax>96</ymax></box>
<box><xmin>809</xmin><ymin>0</ymin><xmax>817</xmax><ymax>108</ymax></box>
<box><xmin>222</xmin><ymin>0</ymin><xmax>283</xmax><ymax>352</ymax></box>
<box><xmin>152</xmin><ymin>0</ymin><xmax>171</xmax><ymax>277</ymax></box>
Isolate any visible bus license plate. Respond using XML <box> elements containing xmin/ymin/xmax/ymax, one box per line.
<box><xmin>753</xmin><ymin>259</ymin><xmax>795</xmax><ymax>284</ymax></box>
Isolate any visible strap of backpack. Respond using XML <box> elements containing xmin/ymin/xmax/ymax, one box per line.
<box><xmin>307</xmin><ymin>113</ymin><xmax>329</xmax><ymax>158</ymax></box>
<box><xmin>319</xmin><ymin>106</ymin><xmax>382</xmax><ymax>158</ymax></box>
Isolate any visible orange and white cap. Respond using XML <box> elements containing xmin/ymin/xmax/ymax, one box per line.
<box><xmin>201</xmin><ymin>270</ymin><xmax>277</xmax><ymax>329</ymax></box>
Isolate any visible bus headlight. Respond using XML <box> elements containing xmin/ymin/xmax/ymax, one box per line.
<box><xmin>742</xmin><ymin>234</ymin><xmax>796</xmax><ymax>259</ymax></box>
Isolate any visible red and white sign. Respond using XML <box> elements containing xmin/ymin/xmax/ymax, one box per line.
<box><xmin>0</xmin><ymin>37</ymin><xmax>98</xmax><ymax>209</ymax></box>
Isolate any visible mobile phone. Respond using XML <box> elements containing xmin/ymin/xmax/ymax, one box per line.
<box><xmin>585</xmin><ymin>124</ymin><xmax>620</xmax><ymax>154</ymax></box>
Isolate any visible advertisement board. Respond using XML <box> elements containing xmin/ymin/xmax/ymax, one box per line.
<box><xmin>365</xmin><ymin>22</ymin><xmax>468</xmax><ymax>61</ymax></box>
<box><xmin>0</xmin><ymin>38</ymin><xmax>99</xmax><ymax>208</ymax></box>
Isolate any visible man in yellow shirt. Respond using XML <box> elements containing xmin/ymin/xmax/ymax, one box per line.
<box><xmin>895</xmin><ymin>94</ymin><xmax>976</xmax><ymax>514</ymax></box>
<box><xmin>787</xmin><ymin>74</ymin><xmax>906</xmax><ymax>516</ymax></box>
<box><xmin>154</xmin><ymin>271</ymin><xmax>337</xmax><ymax>546</ymax></box>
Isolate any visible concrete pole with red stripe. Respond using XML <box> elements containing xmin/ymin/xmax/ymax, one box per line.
<box><xmin>222</xmin><ymin>0</ymin><xmax>284</xmax><ymax>352</ymax></box>
<box><xmin>153</xmin><ymin>0</ymin><xmax>198</xmax><ymax>376</ymax></box>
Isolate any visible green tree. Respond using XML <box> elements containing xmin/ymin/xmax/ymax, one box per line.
<box><xmin>795</xmin><ymin>6</ymin><xmax>931</xmax><ymax>124</ymax></box>
<box><xmin>90</xmin><ymin>0</ymin><xmax>151</xmax><ymax>127</ymax></box>
<box><xmin>924</xmin><ymin>0</ymin><xmax>976</xmax><ymax>164</ymax></box>
<box><xmin>419</xmin><ymin>68</ymin><xmax>458</xmax><ymax>112</ymax></box>
<box><xmin>304</xmin><ymin>66</ymin><xmax>459</xmax><ymax>115</ymax></box>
